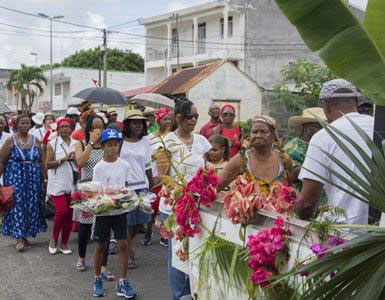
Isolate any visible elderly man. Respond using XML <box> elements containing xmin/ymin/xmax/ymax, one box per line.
<box><xmin>199</xmin><ymin>103</ymin><xmax>221</xmax><ymax>139</ymax></box>
<box><xmin>296</xmin><ymin>79</ymin><xmax>374</xmax><ymax>225</ymax></box>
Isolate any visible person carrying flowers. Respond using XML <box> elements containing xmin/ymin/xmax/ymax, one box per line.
<box><xmin>91</xmin><ymin>128</ymin><xmax>137</xmax><ymax>298</ymax></box>
<box><xmin>218</xmin><ymin>115</ymin><xmax>293</xmax><ymax>194</ymax></box>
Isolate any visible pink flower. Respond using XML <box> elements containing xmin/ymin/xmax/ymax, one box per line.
<box><xmin>274</xmin><ymin>217</ymin><xmax>285</xmax><ymax>227</ymax></box>
<box><xmin>310</xmin><ymin>243</ymin><xmax>328</xmax><ymax>258</ymax></box>
<box><xmin>327</xmin><ymin>236</ymin><xmax>346</xmax><ymax>247</ymax></box>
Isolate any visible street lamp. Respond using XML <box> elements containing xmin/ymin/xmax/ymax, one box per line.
<box><xmin>38</xmin><ymin>13</ymin><xmax>64</xmax><ymax>111</ymax></box>
<box><xmin>30</xmin><ymin>52</ymin><xmax>38</xmax><ymax>66</ymax></box>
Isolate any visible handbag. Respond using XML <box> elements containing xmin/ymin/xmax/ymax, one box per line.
<box><xmin>0</xmin><ymin>185</ymin><xmax>14</xmax><ymax>213</ymax></box>
<box><xmin>43</xmin><ymin>196</ymin><xmax>55</xmax><ymax>219</ymax></box>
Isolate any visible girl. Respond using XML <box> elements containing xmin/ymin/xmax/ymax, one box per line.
<box><xmin>205</xmin><ymin>134</ymin><xmax>230</xmax><ymax>173</ymax></box>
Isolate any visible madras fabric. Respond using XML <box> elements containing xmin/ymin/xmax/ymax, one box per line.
<box><xmin>284</xmin><ymin>137</ymin><xmax>308</xmax><ymax>168</ymax></box>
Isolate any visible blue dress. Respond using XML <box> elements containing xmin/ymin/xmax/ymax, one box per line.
<box><xmin>1</xmin><ymin>136</ymin><xmax>47</xmax><ymax>239</ymax></box>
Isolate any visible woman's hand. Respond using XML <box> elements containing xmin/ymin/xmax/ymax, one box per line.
<box><xmin>66</xmin><ymin>152</ymin><xmax>76</xmax><ymax>161</ymax></box>
<box><xmin>90</xmin><ymin>129</ymin><xmax>101</xmax><ymax>143</ymax></box>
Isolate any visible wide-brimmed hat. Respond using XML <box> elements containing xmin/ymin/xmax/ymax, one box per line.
<box><xmin>32</xmin><ymin>112</ymin><xmax>44</xmax><ymax>125</ymax></box>
<box><xmin>288</xmin><ymin>107</ymin><xmax>327</xmax><ymax>129</ymax></box>
<box><xmin>124</xmin><ymin>110</ymin><xmax>147</xmax><ymax>120</ymax></box>
<box><xmin>107</xmin><ymin>107</ymin><xmax>117</xmax><ymax>115</ymax></box>
<box><xmin>143</xmin><ymin>107</ymin><xmax>156</xmax><ymax>117</ymax></box>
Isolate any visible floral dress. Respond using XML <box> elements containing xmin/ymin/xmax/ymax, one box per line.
<box><xmin>2</xmin><ymin>135</ymin><xmax>47</xmax><ymax>239</ymax></box>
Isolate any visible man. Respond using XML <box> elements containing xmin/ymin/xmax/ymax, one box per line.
<box><xmin>66</xmin><ymin>107</ymin><xmax>81</xmax><ymax>130</ymax></box>
<box><xmin>199</xmin><ymin>103</ymin><xmax>221</xmax><ymax>139</ymax></box>
<box><xmin>357</xmin><ymin>101</ymin><xmax>374</xmax><ymax>116</ymax></box>
<box><xmin>296</xmin><ymin>79</ymin><xmax>374</xmax><ymax>225</ymax></box>
<box><xmin>143</xmin><ymin>107</ymin><xmax>159</xmax><ymax>134</ymax></box>
<box><xmin>106</xmin><ymin>108</ymin><xmax>123</xmax><ymax>131</ymax></box>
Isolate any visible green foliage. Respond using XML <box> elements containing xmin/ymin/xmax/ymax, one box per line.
<box><xmin>274</xmin><ymin>0</ymin><xmax>385</xmax><ymax>104</ymax></box>
<box><xmin>236</xmin><ymin>119</ymin><xmax>253</xmax><ymax>140</ymax></box>
<box><xmin>60</xmin><ymin>47</ymin><xmax>144</xmax><ymax>72</ymax></box>
<box><xmin>7</xmin><ymin>64</ymin><xmax>47</xmax><ymax>112</ymax></box>
<box><xmin>272</xmin><ymin>59</ymin><xmax>335</xmax><ymax>112</ymax></box>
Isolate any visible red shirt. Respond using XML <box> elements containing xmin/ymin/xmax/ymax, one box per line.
<box><xmin>71</xmin><ymin>129</ymin><xmax>85</xmax><ymax>141</ymax></box>
<box><xmin>220</xmin><ymin>125</ymin><xmax>241</xmax><ymax>157</ymax></box>
<box><xmin>199</xmin><ymin>120</ymin><xmax>221</xmax><ymax>139</ymax></box>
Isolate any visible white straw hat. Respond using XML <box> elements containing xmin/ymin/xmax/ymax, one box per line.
<box><xmin>288</xmin><ymin>107</ymin><xmax>327</xmax><ymax>129</ymax></box>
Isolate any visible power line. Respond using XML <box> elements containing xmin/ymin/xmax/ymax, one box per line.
<box><xmin>0</xmin><ymin>4</ymin><xmax>102</xmax><ymax>30</ymax></box>
<box><xmin>0</xmin><ymin>21</ymin><xmax>96</xmax><ymax>33</ymax></box>
<box><xmin>107</xmin><ymin>18</ymin><xmax>141</xmax><ymax>29</ymax></box>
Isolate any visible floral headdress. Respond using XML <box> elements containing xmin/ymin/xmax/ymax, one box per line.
<box><xmin>155</xmin><ymin>108</ymin><xmax>172</xmax><ymax>124</ymax></box>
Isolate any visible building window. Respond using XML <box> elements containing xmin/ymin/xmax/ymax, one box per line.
<box><xmin>198</xmin><ymin>22</ymin><xmax>206</xmax><ymax>54</ymax></box>
<box><xmin>54</xmin><ymin>83</ymin><xmax>61</xmax><ymax>96</ymax></box>
<box><xmin>220</xmin><ymin>16</ymin><xmax>233</xmax><ymax>39</ymax></box>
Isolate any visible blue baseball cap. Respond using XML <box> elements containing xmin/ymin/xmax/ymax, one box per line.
<box><xmin>100</xmin><ymin>128</ymin><xmax>122</xmax><ymax>143</ymax></box>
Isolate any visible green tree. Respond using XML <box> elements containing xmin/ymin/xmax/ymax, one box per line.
<box><xmin>60</xmin><ymin>47</ymin><xmax>144</xmax><ymax>72</ymax></box>
<box><xmin>7</xmin><ymin>64</ymin><xmax>47</xmax><ymax>113</ymax></box>
<box><xmin>272</xmin><ymin>59</ymin><xmax>335</xmax><ymax>113</ymax></box>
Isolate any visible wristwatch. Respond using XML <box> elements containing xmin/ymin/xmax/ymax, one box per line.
<box><xmin>89</xmin><ymin>141</ymin><xmax>95</xmax><ymax>146</ymax></box>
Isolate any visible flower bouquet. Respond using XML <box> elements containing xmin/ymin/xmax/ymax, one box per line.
<box><xmin>71</xmin><ymin>182</ymin><xmax>156</xmax><ymax>216</ymax></box>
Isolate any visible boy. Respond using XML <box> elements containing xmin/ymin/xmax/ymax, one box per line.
<box><xmin>92</xmin><ymin>128</ymin><xmax>137</xmax><ymax>298</ymax></box>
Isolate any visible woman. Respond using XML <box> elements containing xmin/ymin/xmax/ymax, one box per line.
<box><xmin>205</xmin><ymin>134</ymin><xmax>230</xmax><ymax>173</ymax></box>
<box><xmin>0</xmin><ymin>114</ymin><xmax>47</xmax><ymax>252</ymax></box>
<box><xmin>157</xmin><ymin>98</ymin><xmax>212</xmax><ymax>300</ymax></box>
<box><xmin>31</xmin><ymin>113</ymin><xmax>56</xmax><ymax>141</ymax></box>
<box><xmin>119</xmin><ymin>110</ymin><xmax>154</xmax><ymax>268</ymax></box>
<box><xmin>0</xmin><ymin>114</ymin><xmax>11</xmax><ymax>184</ymax></box>
<box><xmin>144</xmin><ymin>108</ymin><xmax>173</xmax><ymax>246</ymax></box>
<box><xmin>46</xmin><ymin>118</ymin><xmax>77</xmax><ymax>255</ymax></box>
<box><xmin>74</xmin><ymin>115</ymin><xmax>113</xmax><ymax>280</ymax></box>
<box><xmin>218</xmin><ymin>115</ymin><xmax>293</xmax><ymax>193</ymax></box>
<box><xmin>215</xmin><ymin>104</ymin><xmax>242</xmax><ymax>157</ymax></box>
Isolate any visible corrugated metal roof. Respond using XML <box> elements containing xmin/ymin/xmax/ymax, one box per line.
<box><xmin>123</xmin><ymin>85</ymin><xmax>156</xmax><ymax>98</ymax></box>
<box><xmin>151</xmin><ymin>61</ymin><xmax>223</xmax><ymax>95</ymax></box>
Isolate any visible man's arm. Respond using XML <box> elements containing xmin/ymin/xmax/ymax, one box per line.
<box><xmin>295</xmin><ymin>178</ymin><xmax>324</xmax><ymax>219</ymax></box>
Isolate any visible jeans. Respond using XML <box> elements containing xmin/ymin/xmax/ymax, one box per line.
<box><xmin>160</xmin><ymin>212</ymin><xmax>191</xmax><ymax>300</ymax></box>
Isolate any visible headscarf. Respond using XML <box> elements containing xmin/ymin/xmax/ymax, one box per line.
<box><xmin>252</xmin><ymin>115</ymin><xmax>283</xmax><ymax>150</ymax></box>
<box><xmin>155</xmin><ymin>108</ymin><xmax>172</xmax><ymax>124</ymax></box>
<box><xmin>221</xmin><ymin>104</ymin><xmax>236</xmax><ymax>114</ymax></box>
<box><xmin>80</xmin><ymin>107</ymin><xmax>95</xmax><ymax>124</ymax></box>
<box><xmin>57</xmin><ymin>117</ymin><xmax>73</xmax><ymax>128</ymax></box>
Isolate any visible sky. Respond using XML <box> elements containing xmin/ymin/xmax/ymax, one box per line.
<box><xmin>0</xmin><ymin>0</ymin><xmax>367</xmax><ymax>69</ymax></box>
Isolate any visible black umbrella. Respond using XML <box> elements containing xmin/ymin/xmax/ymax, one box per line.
<box><xmin>73</xmin><ymin>87</ymin><xmax>129</xmax><ymax>105</ymax></box>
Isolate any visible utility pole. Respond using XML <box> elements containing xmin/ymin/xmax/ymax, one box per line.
<box><xmin>103</xmin><ymin>29</ymin><xmax>107</xmax><ymax>87</ymax></box>
<box><xmin>38</xmin><ymin>13</ymin><xmax>64</xmax><ymax>110</ymax></box>
<box><xmin>175</xmin><ymin>13</ymin><xmax>180</xmax><ymax>71</ymax></box>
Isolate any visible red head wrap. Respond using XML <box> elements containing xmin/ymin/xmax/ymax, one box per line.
<box><xmin>155</xmin><ymin>108</ymin><xmax>172</xmax><ymax>124</ymax></box>
<box><xmin>221</xmin><ymin>104</ymin><xmax>236</xmax><ymax>114</ymax></box>
<box><xmin>57</xmin><ymin>118</ymin><xmax>73</xmax><ymax>128</ymax></box>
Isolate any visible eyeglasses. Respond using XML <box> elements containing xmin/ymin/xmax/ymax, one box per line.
<box><xmin>185</xmin><ymin>113</ymin><xmax>199</xmax><ymax>120</ymax></box>
<box><xmin>223</xmin><ymin>112</ymin><xmax>235</xmax><ymax>117</ymax></box>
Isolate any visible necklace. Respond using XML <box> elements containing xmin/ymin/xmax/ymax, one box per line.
<box><xmin>17</xmin><ymin>135</ymin><xmax>31</xmax><ymax>147</ymax></box>
<box><xmin>175</xmin><ymin>131</ymin><xmax>193</xmax><ymax>150</ymax></box>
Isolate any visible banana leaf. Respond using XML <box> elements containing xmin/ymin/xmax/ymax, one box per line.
<box><xmin>364</xmin><ymin>0</ymin><xmax>385</xmax><ymax>59</ymax></box>
<box><xmin>274</xmin><ymin>0</ymin><xmax>385</xmax><ymax>104</ymax></box>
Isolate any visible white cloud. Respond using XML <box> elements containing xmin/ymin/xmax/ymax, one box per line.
<box><xmin>167</xmin><ymin>1</ymin><xmax>190</xmax><ymax>12</ymax></box>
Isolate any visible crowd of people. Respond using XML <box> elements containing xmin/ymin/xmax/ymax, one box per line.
<box><xmin>0</xmin><ymin>78</ymin><xmax>376</xmax><ymax>299</ymax></box>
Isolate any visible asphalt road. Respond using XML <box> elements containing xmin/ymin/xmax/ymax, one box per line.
<box><xmin>0</xmin><ymin>221</ymin><xmax>171</xmax><ymax>300</ymax></box>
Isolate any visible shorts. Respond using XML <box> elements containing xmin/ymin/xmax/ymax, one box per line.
<box><xmin>92</xmin><ymin>213</ymin><xmax>128</xmax><ymax>243</ymax></box>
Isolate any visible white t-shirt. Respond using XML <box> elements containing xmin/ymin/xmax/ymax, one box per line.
<box><xmin>47</xmin><ymin>137</ymin><xmax>77</xmax><ymax>196</ymax></box>
<box><xmin>119</xmin><ymin>137</ymin><xmax>152</xmax><ymax>190</ymax></box>
<box><xmin>159</xmin><ymin>132</ymin><xmax>212</xmax><ymax>215</ymax></box>
<box><xmin>0</xmin><ymin>132</ymin><xmax>11</xmax><ymax>185</ymax></box>
<box><xmin>299</xmin><ymin>112</ymin><xmax>373</xmax><ymax>225</ymax></box>
<box><xmin>93</xmin><ymin>158</ymin><xmax>132</xmax><ymax>187</ymax></box>
<box><xmin>30</xmin><ymin>127</ymin><xmax>46</xmax><ymax>141</ymax></box>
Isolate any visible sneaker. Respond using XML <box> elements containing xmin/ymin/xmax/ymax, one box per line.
<box><xmin>117</xmin><ymin>280</ymin><xmax>137</xmax><ymax>299</ymax></box>
<box><xmin>93</xmin><ymin>277</ymin><xmax>105</xmax><ymax>297</ymax></box>
<box><xmin>142</xmin><ymin>232</ymin><xmax>152</xmax><ymax>246</ymax></box>
<box><xmin>108</xmin><ymin>240</ymin><xmax>117</xmax><ymax>254</ymax></box>
<box><xmin>160</xmin><ymin>238</ymin><xmax>168</xmax><ymax>247</ymax></box>
<box><xmin>138</xmin><ymin>224</ymin><xmax>146</xmax><ymax>234</ymax></box>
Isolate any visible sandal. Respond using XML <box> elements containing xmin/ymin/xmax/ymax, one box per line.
<box><xmin>101</xmin><ymin>271</ymin><xmax>115</xmax><ymax>281</ymax></box>
<box><xmin>127</xmin><ymin>257</ymin><xmax>136</xmax><ymax>269</ymax></box>
<box><xmin>23</xmin><ymin>238</ymin><xmax>31</xmax><ymax>247</ymax></box>
<box><xmin>76</xmin><ymin>261</ymin><xmax>86</xmax><ymax>272</ymax></box>
<box><xmin>16</xmin><ymin>240</ymin><xmax>25</xmax><ymax>253</ymax></box>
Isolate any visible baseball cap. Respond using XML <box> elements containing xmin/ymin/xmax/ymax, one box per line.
<box><xmin>100</xmin><ymin>128</ymin><xmax>122</xmax><ymax>143</ymax></box>
<box><xmin>319</xmin><ymin>79</ymin><xmax>359</xmax><ymax>100</ymax></box>
<box><xmin>66</xmin><ymin>107</ymin><xmax>81</xmax><ymax>116</ymax></box>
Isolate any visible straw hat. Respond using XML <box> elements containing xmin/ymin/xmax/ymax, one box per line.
<box><xmin>143</xmin><ymin>107</ymin><xmax>156</xmax><ymax>117</ymax></box>
<box><xmin>288</xmin><ymin>107</ymin><xmax>327</xmax><ymax>129</ymax></box>
<box><xmin>124</xmin><ymin>110</ymin><xmax>147</xmax><ymax>120</ymax></box>
<box><xmin>107</xmin><ymin>107</ymin><xmax>117</xmax><ymax>115</ymax></box>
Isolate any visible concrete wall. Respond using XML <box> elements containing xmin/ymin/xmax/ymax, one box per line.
<box><xmin>146</xmin><ymin>66</ymin><xmax>166</xmax><ymax>85</ymax></box>
<box><xmin>187</xmin><ymin>62</ymin><xmax>262</xmax><ymax>130</ymax></box>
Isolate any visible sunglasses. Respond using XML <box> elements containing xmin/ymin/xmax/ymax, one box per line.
<box><xmin>185</xmin><ymin>113</ymin><xmax>199</xmax><ymax>120</ymax></box>
<box><xmin>223</xmin><ymin>112</ymin><xmax>235</xmax><ymax>117</ymax></box>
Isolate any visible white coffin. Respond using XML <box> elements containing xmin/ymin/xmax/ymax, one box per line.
<box><xmin>172</xmin><ymin>202</ymin><xmax>319</xmax><ymax>299</ymax></box>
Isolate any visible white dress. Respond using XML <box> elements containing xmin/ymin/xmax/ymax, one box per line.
<box><xmin>0</xmin><ymin>132</ymin><xmax>11</xmax><ymax>184</ymax></box>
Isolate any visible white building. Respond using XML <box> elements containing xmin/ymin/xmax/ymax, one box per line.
<box><xmin>6</xmin><ymin>67</ymin><xmax>145</xmax><ymax>113</ymax></box>
<box><xmin>151</xmin><ymin>60</ymin><xmax>262</xmax><ymax>129</ymax></box>
<box><xmin>140</xmin><ymin>0</ymin><xmax>364</xmax><ymax>89</ymax></box>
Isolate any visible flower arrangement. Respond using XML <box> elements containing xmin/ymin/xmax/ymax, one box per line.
<box><xmin>246</xmin><ymin>217</ymin><xmax>290</xmax><ymax>288</ymax></box>
<box><xmin>71</xmin><ymin>182</ymin><xmax>155</xmax><ymax>216</ymax></box>
<box><xmin>223</xmin><ymin>174</ymin><xmax>298</xmax><ymax>225</ymax></box>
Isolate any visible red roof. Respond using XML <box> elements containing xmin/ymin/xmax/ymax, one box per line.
<box><xmin>123</xmin><ymin>85</ymin><xmax>156</xmax><ymax>98</ymax></box>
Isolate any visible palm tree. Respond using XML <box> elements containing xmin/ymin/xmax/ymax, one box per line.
<box><xmin>7</xmin><ymin>64</ymin><xmax>47</xmax><ymax>113</ymax></box>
